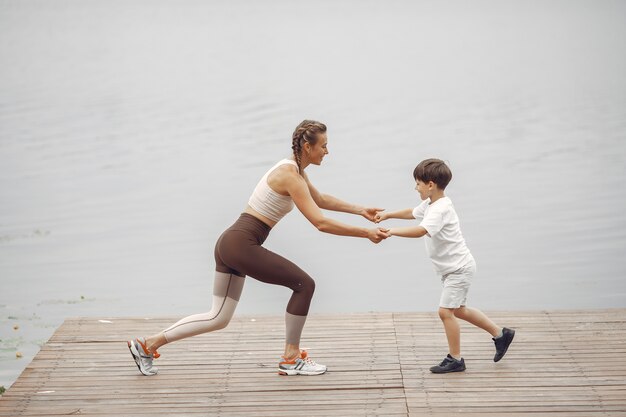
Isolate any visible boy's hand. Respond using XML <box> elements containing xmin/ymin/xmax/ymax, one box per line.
<box><xmin>374</xmin><ymin>211</ymin><xmax>388</xmax><ymax>224</ymax></box>
<box><xmin>360</xmin><ymin>207</ymin><xmax>384</xmax><ymax>223</ymax></box>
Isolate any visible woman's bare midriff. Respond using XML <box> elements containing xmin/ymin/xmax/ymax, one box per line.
<box><xmin>244</xmin><ymin>205</ymin><xmax>278</xmax><ymax>228</ymax></box>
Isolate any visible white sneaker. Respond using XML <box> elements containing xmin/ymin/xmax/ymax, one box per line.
<box><xmin>278</xmin><ymin>350</ymin><xmax>327</xmax><ymax>376</ymax></box>
<box><xmin>127</xmin><ymin>337</ymin><xmax>159</xmax><ymax>376</ymax></box>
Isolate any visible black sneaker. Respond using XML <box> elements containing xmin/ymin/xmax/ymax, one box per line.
<box><xmin>429</xmin><ymin>354</ymin><xmax>466</xmax><ymax>373</ymax></box>
<box><xmin>493</xmin><ymin>327</ymin><xmax>515</xmax><ymax>362</ymax></box>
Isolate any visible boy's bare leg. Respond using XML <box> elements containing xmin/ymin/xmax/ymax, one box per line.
<box><xmin>454</xmin><ymin>306</ymin><xmax>500</xmax><ymax>337</ymax></box>
<box><xmin>438</xmin><ymin>307</ymin><xmax>461</xmax><ymax>358</ymax></box>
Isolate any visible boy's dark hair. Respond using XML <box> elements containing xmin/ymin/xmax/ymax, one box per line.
<box><xmin>413</xmin><ymin>158</ymin><xmax>452</xmax><ymax>190</ymax></box>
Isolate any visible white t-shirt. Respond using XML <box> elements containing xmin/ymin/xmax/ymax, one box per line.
<box><xmin>412</xmin><ymin>196</ymin><xmax>474</xmax><ymax>275</ymax></box>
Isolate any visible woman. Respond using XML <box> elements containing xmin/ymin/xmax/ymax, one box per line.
<box><xmin>128</xmin><ymin>120</ymin><xmax>388</xmax><ymax>376</ymax></box>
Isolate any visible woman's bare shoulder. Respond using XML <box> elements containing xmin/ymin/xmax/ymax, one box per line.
<box><xmin>267</xmin><ymin>162</ymin><xmax>303</xmax><ymax>194</ymax></box>
<box><xmin>271</xmin><ymin>162</ymin><xmax>300</xmax><ymax>181</ymax></box>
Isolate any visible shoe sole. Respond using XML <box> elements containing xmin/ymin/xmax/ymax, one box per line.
<box><xmin>127</xmin><ymin>340</ymin><xmax>157</xmax><ymax>376</ymax></box>
<box><xmin>430</xmin><ymin>366</ymin><xmax>466</xmax><ymax>374</ymax></box>
<box><xmin>278</xmin><ymin>368</ymin><xmax>327</xmax><ymax>376</ymax></box>
<box><xmin>494</xmin><ymin>329</ymin><xmax>515</xmax><ymax>362</ymax></box>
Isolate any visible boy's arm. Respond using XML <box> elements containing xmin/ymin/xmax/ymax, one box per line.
<box><xmin>388</xmin><ymin>225</ymin><xmax>428</xmax><ymax>238</ymax></box>
<box><xmin>375</xmin><ymin>208</ymin><xmax>415</xmax><ymax>223</ymax></box>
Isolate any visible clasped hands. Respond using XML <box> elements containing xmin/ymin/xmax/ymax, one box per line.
<box><xmin>360</xmin><ymin>207</ymin><xmax>391</xmax><ymax>244</ymax></box>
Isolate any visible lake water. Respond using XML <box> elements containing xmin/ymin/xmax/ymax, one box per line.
<box><xmin>1</xmin><ymin>0</ymin><xmax>625</xmax><ymax>389</ymax></box>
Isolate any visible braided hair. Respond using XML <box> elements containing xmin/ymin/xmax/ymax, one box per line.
<box><xmin>291</xmin><ymin>120</ymin><xmax>327</xmax><ymax>173</ymax></box>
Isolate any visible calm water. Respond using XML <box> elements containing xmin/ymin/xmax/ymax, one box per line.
<box><xmin>1</xmin><ymin>0</ymin><xmax>625</xmax><ymax>388</ymax></box>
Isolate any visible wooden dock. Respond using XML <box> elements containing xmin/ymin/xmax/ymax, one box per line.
<box><xmin>1</xmin><ymin>309</ymin><xmax>626</xmax><ymax>416</ymax></box>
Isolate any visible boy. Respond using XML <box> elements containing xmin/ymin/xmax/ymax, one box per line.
<box><xmin>376</xmin><ymin>158</ymin><xmax>514</xmax><ymax>373</ymax></box>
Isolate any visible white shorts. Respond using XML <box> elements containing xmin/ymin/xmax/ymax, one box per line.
<box><xmin>439</xmin><ymin>260</ymin><xmax>476</xmax><ymax>309</ymax></box>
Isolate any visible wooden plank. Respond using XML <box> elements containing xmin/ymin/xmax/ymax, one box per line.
<box><xmin>1</xmin><ymin>309</ymin><xmax>626</xmax><ymax>417</ymax></box>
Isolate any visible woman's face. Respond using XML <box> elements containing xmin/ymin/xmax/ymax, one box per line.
<box><xmin>307</xmin><ymin>133</ymin><xmax>329</xmax><ymax>165</ymax></box>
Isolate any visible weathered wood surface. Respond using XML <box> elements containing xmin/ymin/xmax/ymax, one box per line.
<box><xmin>1</xmin><ymin>309</ymin><xmax>626</xmax><ymax>416</ymax></box>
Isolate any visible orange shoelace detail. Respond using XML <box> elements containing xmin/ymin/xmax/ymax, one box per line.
<box><xmin>137</xmin><ymin>339</ymin><xmax>160</xmax><ymax>359</ymax></box>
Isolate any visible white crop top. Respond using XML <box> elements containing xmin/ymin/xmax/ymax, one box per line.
<box><xmin>248</xmin><ymin>159</ymin><xmax>299</xmax><ymax>222</ymax></box>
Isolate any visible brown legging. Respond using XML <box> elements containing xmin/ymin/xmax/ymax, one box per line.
<box><xmin>163</xmin><ymin>213</ymin><xmax>315</xmax><ymax>344</ymax></box>
<box><xmin>215</xmin><ymin>213</ymin><xmax>316</xmax><ymax>315</ymax></box>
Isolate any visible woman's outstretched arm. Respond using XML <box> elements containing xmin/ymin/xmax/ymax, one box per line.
<box><xmin>287</xmin><ymin>171</ymin><xmax>387</xmax><ymax>243</ymax></box>
<box><xmin>302</xmin><ymin>171</ymin><xmax>382</xmax><ymax>222</ymax></box>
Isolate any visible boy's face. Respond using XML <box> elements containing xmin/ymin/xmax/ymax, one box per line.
<box><xmin>415</xmin><ymin>179</ymin><xmax>434</xmax><ymax>200</ymax></box>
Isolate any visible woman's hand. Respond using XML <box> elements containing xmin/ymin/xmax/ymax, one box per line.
<box><xmin>367</xmin><ymin>227</ymin><xmax>390</xmax><ymax>244</ymax></box>
<box><xmin>360</xmin><ymin>207</ymin><xmax>385</xmax><ymax>223</ymax></box>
